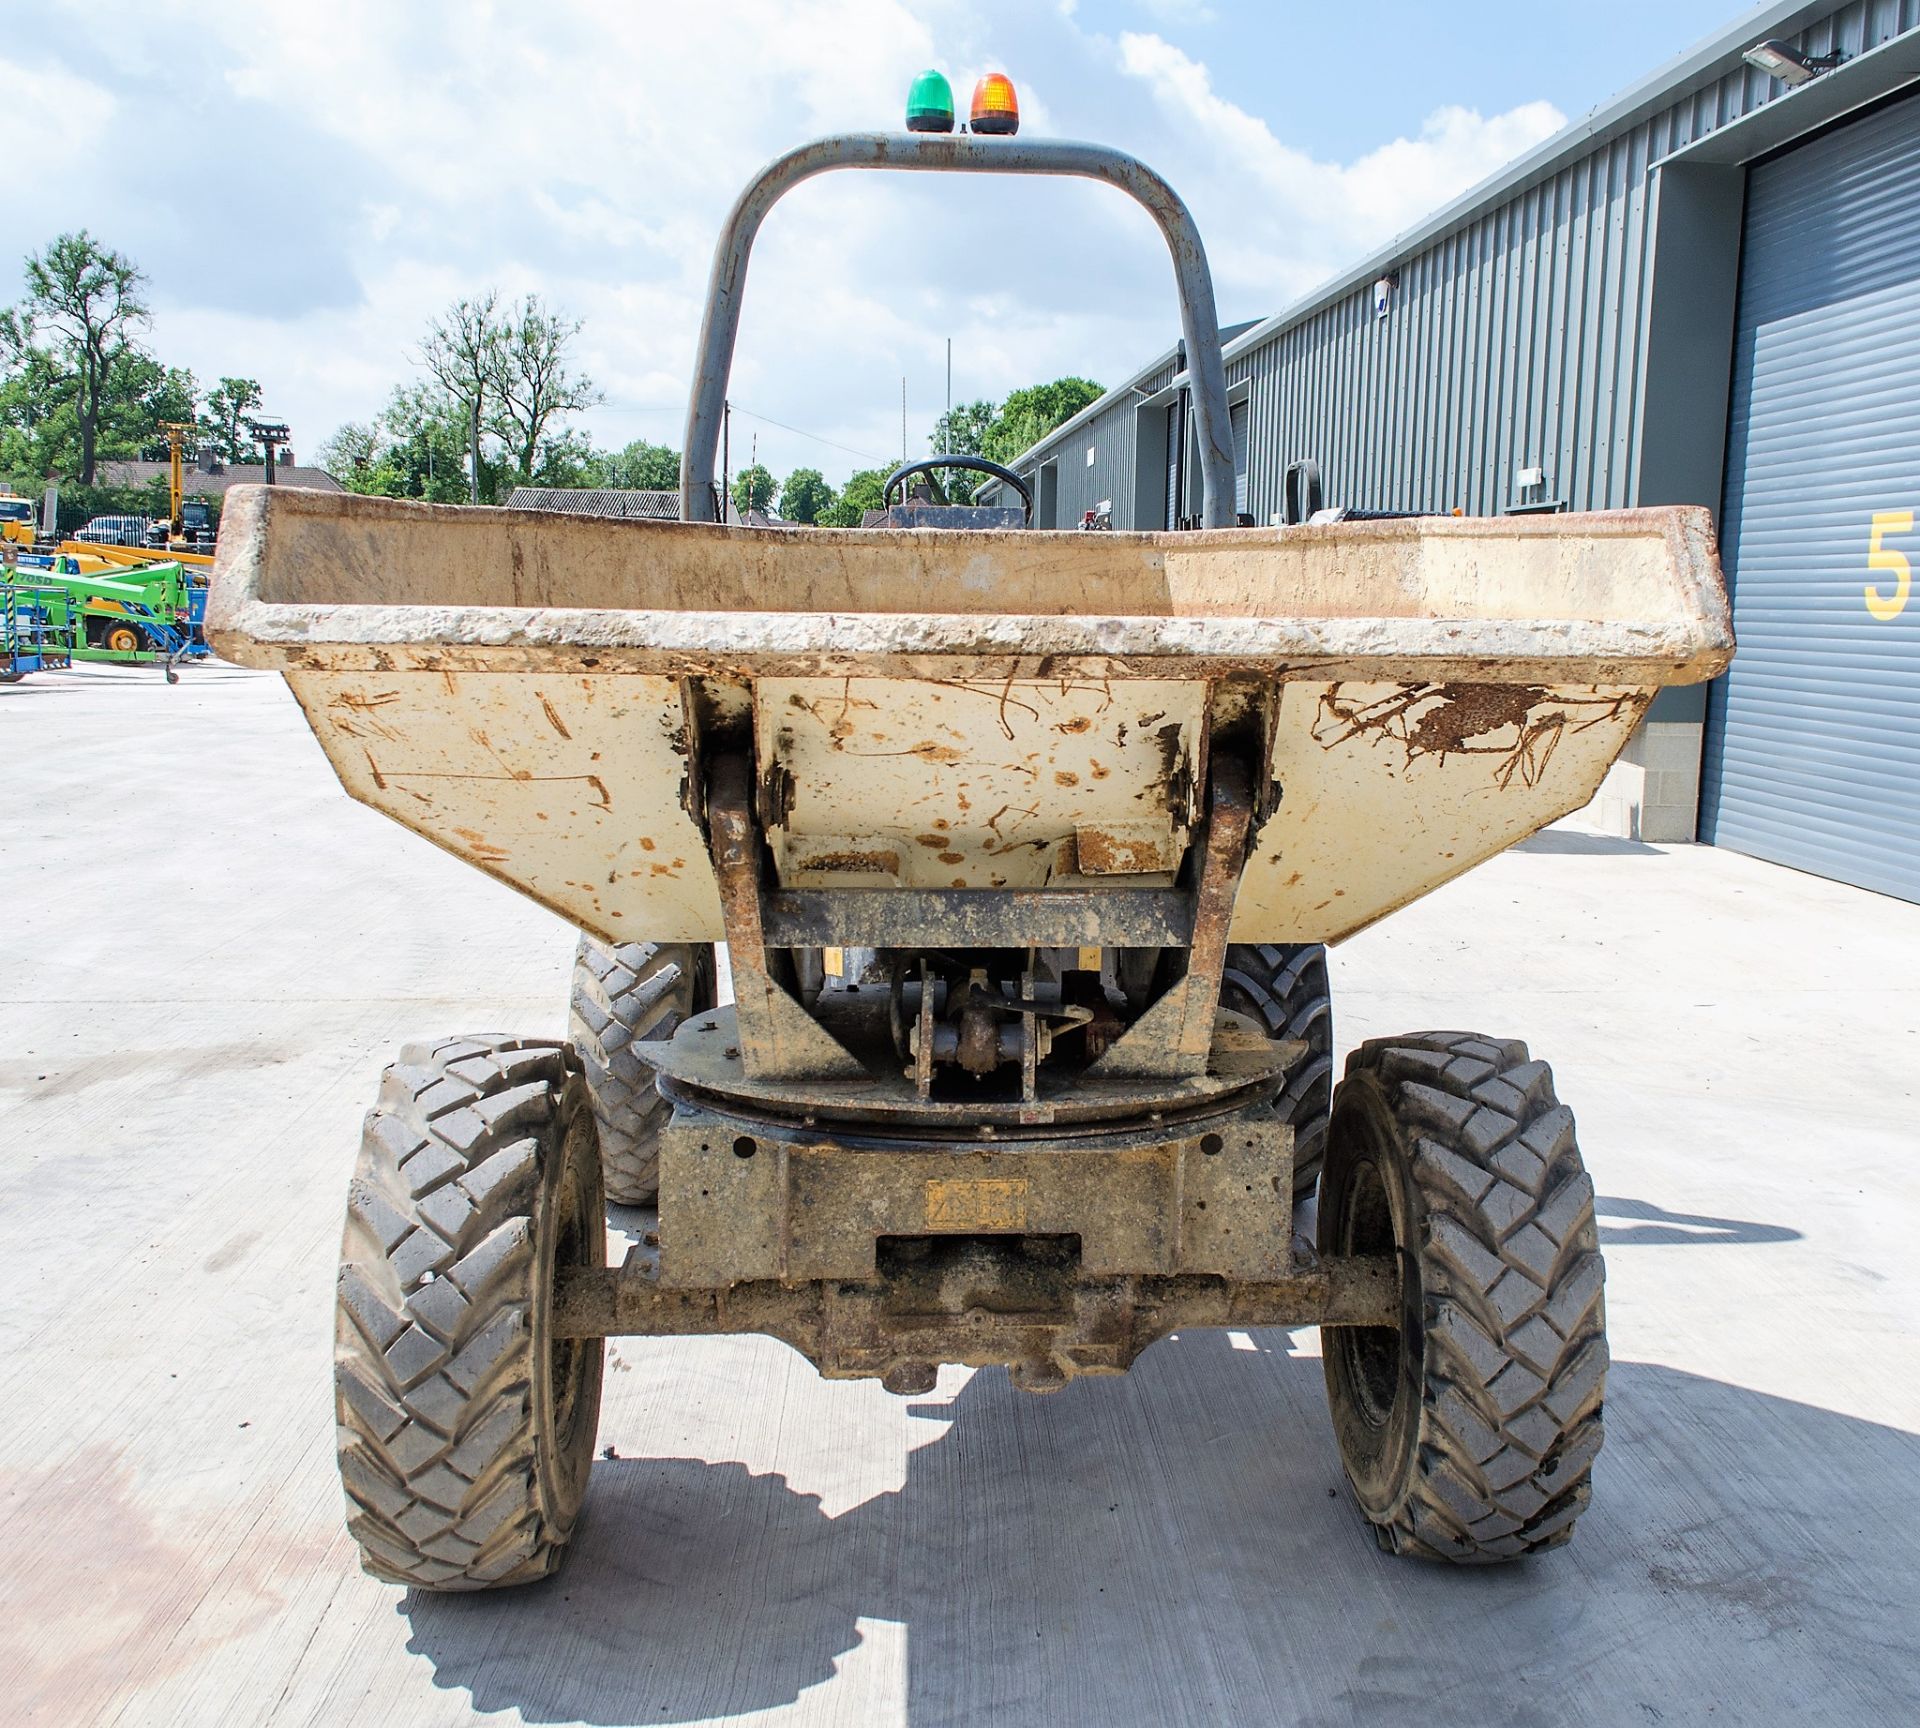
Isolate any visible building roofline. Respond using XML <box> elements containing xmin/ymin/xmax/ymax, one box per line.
<box><xmin>1213</xmin><ymin>0</ymin><xmax>1838</xmax><ymax>367</ymax></box>
<box><xmin>1000</xmin><ymin>0</ymin><xmax>1846</xmax><ymax>474</ymax></box>
<box><xmin>991</xmin><ymin>320</ymin><xmax>1258</xmax><ymax>481</ymax></box>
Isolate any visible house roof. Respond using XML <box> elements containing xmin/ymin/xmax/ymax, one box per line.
<box><xmin>95</xmin><ymin>459</ymin><xmax>345</xmax><ymax>496</ymax></box>
<box><xmin>503</xmin><ymin>487</ymin><xmax>682</xmax><ymax>519</ymax></box>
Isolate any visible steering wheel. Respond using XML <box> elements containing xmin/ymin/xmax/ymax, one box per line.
<box><xmin>882</xmin><ymin>457</ymin><xmax>1034</xmax><ymax>524</ymax></box>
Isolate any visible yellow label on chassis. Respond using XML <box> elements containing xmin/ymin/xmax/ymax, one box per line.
<box><xmin>924</xmin><ymin>1178</ymin><xmax>1029</xmax><ymax>1231</ymax></box>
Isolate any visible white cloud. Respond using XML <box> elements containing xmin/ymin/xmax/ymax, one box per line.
<box><xmin>13</xmin><ymin>3</ymin><xmax>1566</xmax><ymax>486</ymax></box>
<box><xmin>1114</xmin><ymin>31</ymin><xmax>1563</xmax><ymax>303</ymax></box>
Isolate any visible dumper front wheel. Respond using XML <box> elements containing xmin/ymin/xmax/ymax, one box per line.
<box><xmin>570</xmin><ymin>937</ymin><xmax>716</xmax><ymax>1205</ymax></box>
<box><xmin>334</xmin><ymin>1036</ymin><xmax>604</xmax><ymax>1590</ymax></box>
<box><xmin>1319</xmin><ymin>1033</ymin><xmax>1606</xmax><ymax>1562</ymax></box>
<box><xmin>1220</xmin><ymin>942</ymin><xmax>1331</xmax><ymax>1198</ymax></box>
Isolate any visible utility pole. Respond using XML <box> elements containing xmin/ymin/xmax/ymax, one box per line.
<box><xmin>469</xmin><ymin>395</ymin><xmax>481</xmax><ymax>504</ymax></box>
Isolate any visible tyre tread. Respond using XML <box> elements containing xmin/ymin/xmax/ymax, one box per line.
<box><xmin>568</xmin><ymin>938</ymin><xmax>711</xmax><ymax>1205</ymax></box>
<box><xmin>1341</xmin><ymin>1031</ymin><xmax>1607</xmax><ymax>1562</ymax></box>
<box><xmin>335</xmin><ymin>1036</ymin><xmax>576</xmax><ymax>1590</ymax></box>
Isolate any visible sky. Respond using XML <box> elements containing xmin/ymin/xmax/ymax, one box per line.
<box><xmin>15</xmin><ymin>0</ymin><xmax>1760</xmax><ymax>487</ymax></box>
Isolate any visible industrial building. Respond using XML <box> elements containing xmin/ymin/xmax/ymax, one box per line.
<box><xmin>986</xmin><ymin>1</ymin><xmax>1920</xmax><ymax>902</ymax></box>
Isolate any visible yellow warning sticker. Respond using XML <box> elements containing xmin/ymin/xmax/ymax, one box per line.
<box><xmin>924</xmin><ymin>1178</ymin><xmax>1029</xmax><ymax>1231</ymax></box>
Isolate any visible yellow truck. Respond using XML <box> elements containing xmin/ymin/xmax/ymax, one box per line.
<box><xmin>0</xmin><ymin>494</ymin><xmax>37</xmax><ymax>547</ymax></box>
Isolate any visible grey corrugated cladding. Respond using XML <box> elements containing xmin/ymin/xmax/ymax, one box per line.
<box><xmin>1003</xmin><ymin>0</ymin><xmax>1920</xmax><ymax>531</ymax></box>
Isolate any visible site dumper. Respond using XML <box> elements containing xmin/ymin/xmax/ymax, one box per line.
<box><xmin>208</xmin><ymin>126</ymin><xmax>1732</xmax><ymax>1590</ymax></box>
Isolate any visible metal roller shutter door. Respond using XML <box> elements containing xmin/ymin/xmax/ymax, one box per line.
<box><xmin>1230</xmin><ymin>398</ymin><xmax>1249</xmax><ymax>518</ymax></box>
<box><xmin>1700</xmin><ymin>91</ymin><xmax>1920</xmax><ymax>902</ymax></box>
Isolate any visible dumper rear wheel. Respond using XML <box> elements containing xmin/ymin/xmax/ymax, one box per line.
<box><xmin>569</xmin><ymin>938</ymin><xmax>717</xmax><ymax>1205</ymax></box>
<box><xmin>1220</xmin><ymin>943</ymin><xmax>1332</xmax><ymax>1198</ymax></box>
<box><xmin>1319</xmin><ymin>1032</ymin><xmax>1606</xmax><ymax>1562</ymax></box>
<box><xmin>333</xmin><ymin>1036</ymin><xmax>604</xmax><ymax>1590</ymax></box>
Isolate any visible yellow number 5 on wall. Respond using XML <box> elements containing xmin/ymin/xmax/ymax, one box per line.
<box><xmin>1866</xmin><ymin>510</ymin><xmax>1914</xmax><ymax>621</ymax></box>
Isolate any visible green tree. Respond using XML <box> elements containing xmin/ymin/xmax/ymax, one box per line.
<box><xmin>8</xmin><ymin>231</ymin><xmax>152</xmax><ymax>482</ymax></box>
<box><xmin>0</xmin><ymin>333</ymin><xmax>67</xmax><ymax>478</ymax></box>
<box><xmin>527</xmin><ymin>428</ymin><xmax>603</xmax><ymax>490</ymax></box>
<box><xmin>202</xmin><ymin>376</ymin><xmax>264</xmax><ymax>461</ymax></box>
<box><xmin>777</xmin><ymin>467</ymin><xmax>835</xmax><ymax>524</ymax></box>
<box><xmin>816</xmin><ymin>466</ymin><xmax>889</xmax><ymax>527</ymax></box>
<box><xmin>314</xmin><ymin>420</ymin><xmax>383</xmax><ymax>481</ymax></box>
<box><xmin>596</xmin><ymin>438</ymin><xmax>680</xmax><ymax>490</ymax></box>
<box><xmin>419</xmin><ymin>292</ymin><xmax>500</xmax><ymax>502</ymax></box>
<box><xmin>487</xmin><ymin>295</ymin><xmax>600</xmax><ymax>484</ymax></box>
<box><xmin>927</xmin><ymin>397</ymin><xmax>997</xmax><ymax>501</ymax></box>
<box><xmin>981</xmin><ymin>375</ymin><xmax>1103</xmax><ymax>466</ymax></box>
<box><xmin>317</xmin><ymin>384</ymin><xmax>478</xmax><ymax>503</ymax></box>
<box><xmin>931</xmin><ymin>398</ymin><xmax>995</xmax><ymax>459</ymax></box>
<box><xmin>731</xmin><ymin>462</ymin><xmax>775</xmax><ymax>515</ymax></box>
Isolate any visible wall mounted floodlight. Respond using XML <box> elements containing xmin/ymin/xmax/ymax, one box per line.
<box><xmin>1372</xmin><ymin>272</ymin><xmax>1398</xmax><ymax>319</ymax></box>
<box><xmin>1741</xmin><ymin>39</ymin><xmax>1845</xmax><ymax>86</ymax></box>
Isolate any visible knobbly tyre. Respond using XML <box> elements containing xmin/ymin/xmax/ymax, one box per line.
<box><xmin>207</xmin><ymin>85</ymin><xmax>1732</xmax><ymax>1590</ymax></box>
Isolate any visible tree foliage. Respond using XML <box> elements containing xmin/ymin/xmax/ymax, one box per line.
<box><xmin>6</xmin><ymin>231</ymin><xmax>151</xmax><ymax>482</ymax></box>
<box><xmin>487</xmin><ymin>295</ymin><xmax>601</xmax><ymax>482</ymax></box>
<box><xmin>202</xmin><ymin>376</ymin><xmax>264</xmax><ymax>462</ymax></box>
<box><xmin>315</xmin><ymin>383</ymin><xmax>480</xmax><ymax>503</ymax></box>
<box><xmin>731</xmin><ymin>462</ymin><xmax>776</xmax><ymax>515</ymax></box>
<box><xmin>777</xmin><ymin>467</ymin><xmax>835</xmax><ymax>524</ymax></box>
<box><xmin>979</xmin><ymin>376</ymin><xmax>1103</xmax><ymax>466</ymax></box>
<box><xmin>816</xmin><ymin>467</ymin><xmax>888</xmax><ymax>527</ymax></box>
<box><xmin>594</xmin><ymin>438</ymin><xmax>680</xmax><ymax>491</ymax></box>
<box><xmin>920</xmin><ymin>379</ymin><xmax>1104</xmax><ymax>501</ymax></box>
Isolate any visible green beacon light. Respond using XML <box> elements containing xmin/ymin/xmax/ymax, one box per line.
<box><xmin>906</xmin><ymin>69</ymin><xmax>955</xmax><ymax>133</ymax></box>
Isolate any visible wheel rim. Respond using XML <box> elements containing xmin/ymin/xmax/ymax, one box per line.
<box><xmin>107</xmin><ymin>627</ymin><xmax>139</xmax><ymax>653</ymax></box>
<box><xmin>1331</xmin><ymin>1155</ymin><xmax>1401</xmax><ymax>1432</ymax></box>
<box><xmin>535</xmin><ymin>1095</ymin><xmax>604</xmax><ymax>1528</ymax></box>
<box><xmin>1320</xmin><ymin>1080</ymin><xmax>1421</xmax><ymax>1511</ymax></box>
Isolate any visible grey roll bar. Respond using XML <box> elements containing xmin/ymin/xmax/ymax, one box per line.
<box><xmin>679</xmin><ymin>132</ymin><xmax>1236</xmax><ymax>529</ymax></box>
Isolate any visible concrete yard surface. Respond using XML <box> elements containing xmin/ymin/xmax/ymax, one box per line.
<box><xmin>3</xmin><ymin>661</ymin><xmax>1917</xmax><ymax>1727</ymax></box>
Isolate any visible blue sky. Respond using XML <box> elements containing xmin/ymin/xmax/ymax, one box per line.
<box><xmin>15</xmin><ymin>0</ymin><xmax>1756</xmax><ymax>485</ymax></box>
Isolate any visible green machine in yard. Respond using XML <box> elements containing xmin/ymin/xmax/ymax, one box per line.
<box><xmin>30</xmin><ymin>557</ymin><xmax>210</xmax><ymax>677</ymax></box>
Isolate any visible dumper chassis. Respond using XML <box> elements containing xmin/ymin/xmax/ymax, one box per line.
<box><xmin>208</xmin><ymin>129</ymin><xmax>1731</xmax><ymax>1589</ymax></box>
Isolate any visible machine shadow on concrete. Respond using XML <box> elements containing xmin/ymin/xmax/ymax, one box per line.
<box><xmin>401</xmin><ymin>1334</ymin><xmax>1920</xmax><ymax>1727</ymax></box>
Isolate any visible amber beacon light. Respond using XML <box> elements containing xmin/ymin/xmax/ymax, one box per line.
<box><xmin>970</xmin><ymin>72</ymin><xmax>1020</xmax><ymax>135</ymax></box>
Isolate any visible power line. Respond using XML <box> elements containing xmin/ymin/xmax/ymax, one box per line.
<box><xmin>582</xmin><ymin>399</ymin><xmax>888</xmax><ymax>466</ymax></box>
<box><xmin>728</xmin><ymin>403</ymin><xmax>885</xmax><ymax>466</ymax></box>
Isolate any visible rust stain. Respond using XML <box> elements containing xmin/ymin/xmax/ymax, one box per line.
<box><xmin>641</xmin><ymin>836</ymin><xmax>656</xmax><ymax>851</ymax></box>
<box><xmin>453</xmin><ymin>826</ymin><xmax>511</xmax><ymax>863</ymax></box>
<box><xmin>939</xmin><ymin>851</ymin><xmax>965</xmax><ymax>865</ymax></box>
<box><xmin>362</xmin><ymin>750</ymin><xmax>388</xmax><ymax>791</ymax></box>
<box><xmin>538</xmin><ymin>694</ymin><xmax>573</xmax><ymax>739</ymax></box>
<box><xmin>1075</xmin><ymin>828</ymin><xmax>1175</xmax><ymax>875</ymax></box>
<box><xmin>1054</xmin><ymin>715</ymin><xmax>1093</xmax><ymax>735</ymax></box>
<box><xmin>915</xmin><ymin>833</ymin><xmax>948</xmax><ymax>849</ymax></box>
<box><xmin>1054</xmin><ymin>770</ymin><xmax>1080</xmax><ymax>787</ymax></box>
<box><xmin>585</xmin><ymin>774</ymin><xmax>611</xmax><ymax>810</ymax></box>
<box><xmin>794</xmin><ymin>849</ymin><xmax>901</xmax><ymax>875</ymax></box>
<box><xmin>1089</xmin><ymin>758</ymin><xmax>1110</xmax><ymax>780</ymax></box>
<box><xmin>0</xmin><ymin>1446</ymin><xmax>306</xmax><ymax>1724</ymax></box>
